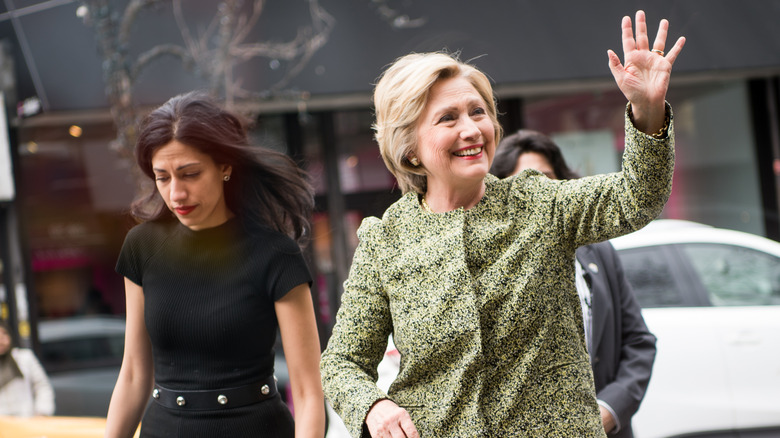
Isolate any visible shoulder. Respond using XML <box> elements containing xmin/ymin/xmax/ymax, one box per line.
<box><xmin>11</xmin><ymin>347</ymin><xmax>32</xmax><ymax>358</ymax></box>
<box><xmin>496</xmin><ymin>169</ymin><xmax>559</xmax><ymax>195</ymax></box>
<box><xmin>578</xmin><ymin>241</ymin><xmax>623</xmax><ymax>276</ymax></box>
<box><xmin>355</xmin><ymin>192</ymin><xmax>419</xmax><ymax>241</ymax></box>
<box><xmin>246</xmin><ymin>224</ymin><xmax>303</xmax><ymax>256</ymax></box>
<box><xmin>124</xmin><ymin>219</ymin><xmax>177</xmax><ymax>243</ymax></box>
<box><xmin>10</xmin><ymin>348</ymin><xmax>39</xmax><ymax>365</ymax></box>
<box><xmin>485</xmin><ymin>171</ymin><xmax>558</xmax><ymax>213</ymax></box>
<box><xmin>356</xmin><ymin>216</ymin><xmax>383</xmax><ymax>240</ymax></box>
<box><xmin>120</xmin><ymin>220</ymin><xmax>177</xmax><ymax>259</ymax></box>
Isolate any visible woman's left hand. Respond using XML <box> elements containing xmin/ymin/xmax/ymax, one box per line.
<box><xmin>607</xmin><ymin>10</ymin><xmax>686</xmax><ymax>134</ymax></box>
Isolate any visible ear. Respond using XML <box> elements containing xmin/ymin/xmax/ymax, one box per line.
<box><xmin>221</xmin><ymin>164</ymin><xmax>232</xmax><ymax>177</ymax></box>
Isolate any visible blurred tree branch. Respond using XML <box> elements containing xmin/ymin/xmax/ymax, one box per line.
<box><xmin>79</xmin><ymin>0</ymin><xmax>334</xmax><ymax>167</ymax></box>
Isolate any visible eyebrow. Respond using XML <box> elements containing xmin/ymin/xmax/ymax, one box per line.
<box><xmin>433</xmin><ymin>97</ymin><xmax>485</xmax><ymax>113</ymax></box>
<box><xmin>152</xmin><ymin>162</ymin><xmax>200</xmax><ymax>173</ymax></box>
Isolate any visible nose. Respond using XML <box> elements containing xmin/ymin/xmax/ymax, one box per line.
<box><xmin>169</xmin><ymin>177</ymin><xmax>187</xmax><ymax>203</ymax></box>
<box><xmin>459</xmin><ymin>115</ymin><xmax>481</xmax><ymax>140</ymax></box>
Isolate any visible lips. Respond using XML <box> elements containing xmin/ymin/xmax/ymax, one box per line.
<box><xmin>174</xmin><ymin>206</ymin><xmax>196</xmax><ymax>216</ymax></box>
<box><xmin>454</xmin><ymin>146</ymin><xmax>483</xmax><ymax>157</ymax></box>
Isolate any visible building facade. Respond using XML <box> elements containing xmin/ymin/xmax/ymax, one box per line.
<box><xmin>1</xmin><ymin>0</ymin><xmax>779</xmax><ymax>345</ymax></box>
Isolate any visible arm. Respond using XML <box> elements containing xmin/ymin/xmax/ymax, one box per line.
<box><xmin>596</xmin><ymin>243</ymin><xmax>657</xmax><ymax>434</ymax></box>
<box><xmin>320</xmin><ymin>218</ymin><xmax>410</xmax><ymax>437</ymax></box>
<box><xmin>552</xmin><ymin>11</ymin><xmax>685</xmax><ymax>246</ymax></box>
<box><xmin>104</xmin><ymin>278</ymin><xmax>154</xmax><ymax>438</ymax></box>
<box><xmin>275</xmin><ymin>283</ymin><xmax>326</xmax><ymax>438</ymax></box>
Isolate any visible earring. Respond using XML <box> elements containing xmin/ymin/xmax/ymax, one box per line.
<box><xmin>223</xmin><ymin>175</ymin><xmax>231</xmax><ymax>182</ymax></box>
<box><xmin>409</xmin><ymin>157</ymin><xmax>419</xmax><ymax>166</ymax></box>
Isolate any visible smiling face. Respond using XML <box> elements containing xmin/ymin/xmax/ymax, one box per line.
<box><xmin>152</xmin><ymin>140</ymin><xmax>233</xmax><ymax>230</ymax></box>
<box><xmin>415</xmin><ymin>76</ymin><xmax>496</xmax><ymax>195</ymax></box>
<box><xmin>514</xmin><ymin>151</ymin><xmax>558</xmax><ymax>179</ymax></box>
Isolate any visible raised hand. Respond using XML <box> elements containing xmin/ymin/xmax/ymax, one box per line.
<box><xmin>607</xmin><ymin>10</ymin><xmax>686</xmax><ymax>135</ymax></box>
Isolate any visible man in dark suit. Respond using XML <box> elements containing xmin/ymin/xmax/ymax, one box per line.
<box><xmin>491</xmin><ymin>129</ymin><xmax>657</xmax><ymax>437</ymax></box>
<box><xmin>576</xmin><ymin>241</ymin><xmax>656</xmax><ymax>437</ymax></box>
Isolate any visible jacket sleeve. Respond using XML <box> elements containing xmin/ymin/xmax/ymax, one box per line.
<box><xmin>320</xmin><ymin>217</ymin><xmax>394</xmax><ymax>438</ymax></box>
<box><xmin>554</xmin><ymin>103</ymin><xmax>675</xmax><ymax>248</ymax></box>
<box><xmin>596</xmin><ymin>243</ymin><xmax>656</xmax><ymax>434</ymax></box>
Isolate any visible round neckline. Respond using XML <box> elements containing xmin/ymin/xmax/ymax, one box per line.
<box><xmin>175</xmin><ymin>216</ymin><xmax>240</xmax><ymax>238</ymax></box>
<box><xmin>416</xmin><ymin>178</ymin><xmax>493</xmax><ymax>216</ymax></box>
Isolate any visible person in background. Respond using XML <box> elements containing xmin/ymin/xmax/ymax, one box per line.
<box><xmin>104</xmin><ymin>91</ymin><xmax>325</xmax><ymax>438</ymax></box>
<box><xmin>491</xmin><ymin>129</ymin><xmax>657</xmax><ymax>438</ymax></box>
<box><xmin>0</xmin><ymin>320</ymin><xmax>55</xmax><ymax>417</ymax></box>
<box><xmin>321</xmin><ymin>10</ymin><xmax>684</xmax><ymax>437</ymax></box>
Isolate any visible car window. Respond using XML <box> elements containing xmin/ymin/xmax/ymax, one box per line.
<box><xmin>40</xmin><ymin>335</ymin><xmax>124</xmax><ymax>373</ymax></box>
<box><xmin>617</xmin><ymin>246</ymin><xmax>686</xmax><ymax>308</ymax></box>
<box><xmin>680</xmin><ymin>243</ymin><xmax>780</xmax><ymax>306</ymax></box>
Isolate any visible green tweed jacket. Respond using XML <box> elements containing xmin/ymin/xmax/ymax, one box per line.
<box><xmin>321</xmin><ymin>107</ymin><xmax>674</xmax><ymax>437</ymax></box>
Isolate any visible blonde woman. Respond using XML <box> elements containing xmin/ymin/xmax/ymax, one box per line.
<box><xmin>321</xmin><ymin>11</ymin><xmax>684</xmax><ymax>437</ymax></box>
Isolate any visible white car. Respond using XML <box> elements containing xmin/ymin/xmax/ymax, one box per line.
<box><xmin>611</xmin><ymin>220</ymin><xmax>780</xmax><ymax>438</ymax></box>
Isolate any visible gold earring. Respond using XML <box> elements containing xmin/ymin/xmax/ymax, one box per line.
<box><xmin>223</xmin><ymin>175</ymin><xmax>231</xmax><ymax>182</ymax></box>
<box><xmin>409</xmin><ymin>157</ymin><xmax>419</xmax><ymax>166</ymax></box>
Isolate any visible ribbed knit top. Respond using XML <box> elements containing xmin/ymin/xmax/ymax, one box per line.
<box><xmin>116</xmin><ymin>217</ymin><xmax>311</xmax><ymax>390</ymax></box>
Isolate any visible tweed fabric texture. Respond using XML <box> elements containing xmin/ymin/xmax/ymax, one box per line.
<box><xmin>321</xmin><ymin>106</ymin><xmax>674</xmax><ymax>437</ymax></box>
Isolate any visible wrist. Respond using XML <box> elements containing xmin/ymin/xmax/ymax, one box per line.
<box><xmin>628</xmin><ymin>103</ymin><xmax>669</xmax><ymax>138</ymax></box>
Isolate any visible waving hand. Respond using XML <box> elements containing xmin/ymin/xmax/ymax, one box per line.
<box><xmin>607</xmin><ymin>10</ymin><xmax>686</xmax><ymax>135</ymax></box>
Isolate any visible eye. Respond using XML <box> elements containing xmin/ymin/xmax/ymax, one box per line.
<box><xmin>472</xmin><ymin>107</ymin><xmax>486</xmax><ymax>116</ymax></box>
<box><xmin>154</xmin><ymin>175</ymin><xmax>169</xmax><ymax>182</ymax></box>
<box><xmin>183</xmin><ymin>172</ymin><xmax>201</xmax><ymax>178</ymax></box>
<box><xmin>437</xmin><ymin>113</ymin><xmax>455</xmax><ymax>123</ymax></box>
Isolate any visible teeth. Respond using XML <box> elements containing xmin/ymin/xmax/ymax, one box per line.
<box><xmin>455</xmin><ymin>147</ymin><xmax>481</xmax><ymax>157</ymax></box>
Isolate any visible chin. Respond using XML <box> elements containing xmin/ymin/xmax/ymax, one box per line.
<box><xmin>463</xmin><ymin>166</ymin><xmax>490</xmax><ymax>179</ymax></box>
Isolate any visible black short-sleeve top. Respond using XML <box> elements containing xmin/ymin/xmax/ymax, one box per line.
<box><xmin>116</xmin><ymin>217</ymin><xmax>311</xmax><ymax>390</ymax></box>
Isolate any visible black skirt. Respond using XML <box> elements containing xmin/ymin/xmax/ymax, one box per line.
<box><xmin>139</xmin><ymin>392</ymin><xmax>295</xmax><ymax>438</ymax></box>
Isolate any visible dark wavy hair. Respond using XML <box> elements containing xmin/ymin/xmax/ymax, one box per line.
<box><xmin>490</xmin><ymin>129</ymin><xmax>579</xmax><ymax>180</ymax></box>
<box><xmin>131</xmin><ymin>91</ymin><xmax>314</xmax><ymax>245</ymax></box>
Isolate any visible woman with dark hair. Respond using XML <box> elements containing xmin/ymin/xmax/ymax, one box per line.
<box><xmin>492</xmin><ymin>130</ymin><xmax>657</xmax><ymax>438</ymax></box>
<box><xmin>490</xmin><ymin>130</ymin><xmax>580</xmax><ymax>180</ymax></box>
<box><xmin>104</xmin><ymin>92</ymin><xmax>325</xmax><ymax>438</ymax></box>
<box><xmin>0</xmin><ymin>320</ymin><xmax>54</xmax><ymax>417</ymax></box>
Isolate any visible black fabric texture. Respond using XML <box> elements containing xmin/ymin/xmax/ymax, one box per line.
<box><xmin>116</xmin><ymin>217</ymin><xmax>311</xmax><ymax>437</ymax></box>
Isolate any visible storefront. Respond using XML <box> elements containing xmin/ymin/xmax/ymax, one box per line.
<box><xmin>1</xmin><ymin>0</ymin><xmax>779</xmax><ymax>345</ymax></box>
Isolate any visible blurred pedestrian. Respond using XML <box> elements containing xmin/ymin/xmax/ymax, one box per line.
<box><xmin>492</xmin><ymin>129</ymin><xmax>657</xmax><ymax>438</ymax></box>
<box><xmin>0</xmin><ymin>320</ymin><xmax>55</xmax><ymax>417</ymax></box>
<box><xmin>321</xmin><ymin>10</ymin><xmax>684</xmax><ymax>437</ymax></box>
<box><xmin>104</xmin><ymin>91</ymin><xmax>325</xmax><ymax>438</ymax></box>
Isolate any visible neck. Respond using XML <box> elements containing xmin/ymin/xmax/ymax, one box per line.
<box><xmin>424</xmin><ymin>180</ymin><xmax>486</xmax><ymax>213</ymax></box>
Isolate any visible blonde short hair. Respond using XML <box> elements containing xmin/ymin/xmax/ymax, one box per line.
<box><xmin>373</xmin><ymin>52</ymin><xmax>502</xmax><ymax>195</ymax></box>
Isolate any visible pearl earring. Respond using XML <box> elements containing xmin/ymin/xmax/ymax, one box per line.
<box><xmin>223</xmin><ymin>175</ymin><xmax>231</xmax><ymax>182</ymax></box>
<box><xmin>409</xmin><ymin>157</ymin><xmax>419</xmax><ymax>166</ymax></box>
